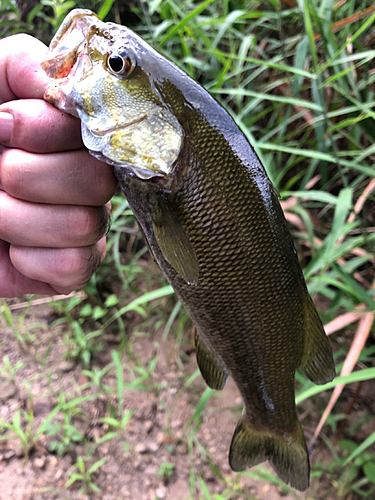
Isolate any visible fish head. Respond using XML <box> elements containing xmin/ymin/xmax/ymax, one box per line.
<box><xmin>42</xmin><ymin>9</ymin><xmax>184</xmax><ymax>180</ymax></box>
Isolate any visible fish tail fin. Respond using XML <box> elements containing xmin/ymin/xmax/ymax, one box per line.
<box><xmin>299</xmin><ymin>295</ymin><xmax>335</xmax><ymax>384</ymax></box>
<box><xmin>229</xmin><ymin>415</ymin><xmax>310</xmax><ymax>491</ymax></box>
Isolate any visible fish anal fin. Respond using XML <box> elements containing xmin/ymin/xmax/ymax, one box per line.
<box><xmin>195</xmin><ymin>331</ymin><xmax>228</xmax><ymax>390</ymax></box>
<box><xmin>152</xmin><ymin>195</ymin><xmax>199</xmax><ymax>285</ymax></box>
<box><xmin>299</xmin><ymin>296</ymin><xmax>335</xmax><ymax>385</ymax></box>
<box><xmin>229</xmin><ymin>416</ymin><xmax>310</xmax><ymax>491</ymax></box>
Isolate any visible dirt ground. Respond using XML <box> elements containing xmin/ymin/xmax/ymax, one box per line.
<box><xmin>0</xmin><ymin>297</ymin><xmax>342</xmax><ymax>500</ymax></box>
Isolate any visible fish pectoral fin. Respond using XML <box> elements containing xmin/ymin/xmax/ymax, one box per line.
<box><xmin>229</xmin><ymin>416</ymin><xmax>310</xmax><ymax>492</ymax></box>
<box><xmin>152</xmin><ymin>195</ymin><xmax>198</xmax><ymax>285</ymax></box>
<box><xmin>194</xmin><ymin>331</ymin><xmax>228</xmax><ymax>390</ymax></box>
<box><xmin>299</xmin><ymin>295</ymin><xmax>336</xmax><ymax>384</ymax></box>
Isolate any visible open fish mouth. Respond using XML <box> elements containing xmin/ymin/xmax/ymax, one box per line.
<box><xmin>42</xmin><ymin>10</ymin><xmax>97</xmax><ymax>81</ymax></box>
<box><xmin>41</xmin><ymin>13</ymin><xmax>98</xmax><ymax>118</ymax></box>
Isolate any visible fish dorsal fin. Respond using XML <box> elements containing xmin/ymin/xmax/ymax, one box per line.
<box><xmin>299</xmin><ymin>295</ymin><xmax>335</xmax><ymax>384</ymax></box>
<box><xmin>152</xmin><ymin>194</ymin><xmax>198</xmax><ymax>285</ymax></box>
<box><xmin>194</xmin><ymin>330</ymin><xmax>228</xmax><ymax>390</ymax></box>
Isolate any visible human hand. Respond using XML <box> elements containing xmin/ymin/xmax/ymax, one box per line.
<box><xmin>0</xmin><ymin>34</ymin><xmax>117</xmax><ymax>297</ymax></box>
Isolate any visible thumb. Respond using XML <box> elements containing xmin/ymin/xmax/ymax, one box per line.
<box><xmin>0</xmin><ymin>34</ymin><xmax>50</xmax><ymax>103</ymax></box>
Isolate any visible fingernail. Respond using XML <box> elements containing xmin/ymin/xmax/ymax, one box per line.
<box><xmin>0</xmin><ymin>112</ymin><xmax>13</xmax><ymax>143</ymax></box>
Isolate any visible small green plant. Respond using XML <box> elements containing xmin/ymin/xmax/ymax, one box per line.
<box><xmin>99</xmin><ymin>409</ymin><xmax>134</xmax><ymax>454</ymax></box>
<box><xmin>312</xmin><ymin>438</ymin><xmax>375</xmax><ymax>499</ymax></box>
<box><xmin>100</xmin><ymin>409</ymin><xmax>134</xmax><ymax>434</ymax></box>
<box><xmin>0</xmin><ymin>404</ymin><xmax>60</xmax><ymax>457</ymax></box>
<box><xmin>44</xmin><ymin>398</ymin><xmax>86</xmax><ymax>458</ymax></box>
<box><xmin>65</xmin><ymin>455</ymin><xmax>108</xmax><ymax>494</ymax></box>
<box><xmin>46</xmin><ymin>420</ymin><xmax>84</xmax><ymax>457</ymax></box>
<box><xmin>0</xmin><ymin>301</ymin><xmax>38</xmax><ymax>350</ymax></box>
<box><xmin>81</xmin><ymin>365</ymin><xmax>112</xmax><ymax>393</ymax></box>
<box><xmin>157</xmin><ymin>461</ymin><xmax>175</xmax><ymax>478</ymax></box>
<box><xmin>63</xmin><ymin>322</ymin><xmax>103</xmax><ymax>367</ymax></box>
<box><xmin>59</xmin><ymin>301</ymin><xmax>104</xmax><ymax>366</ymax></box>
<box><xmin>0</xmin><ymin>355</ymin><xmax>24</xmax><ymax>381</ymax></box>
<box><xmin>0</xmin><ymin>410</ymin><xmax>33</xmax><ymax>457</ymax></box>
<box><xmin>43</xmin><ymin>391</ymin><xmax>102</xmax><ymax>457</ymax></box>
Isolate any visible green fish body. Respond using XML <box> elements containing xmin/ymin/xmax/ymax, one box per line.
<box><xmin>42</xmin><ymin>10</ymin><xmax>335</xmax><ymax>491</ymax></box>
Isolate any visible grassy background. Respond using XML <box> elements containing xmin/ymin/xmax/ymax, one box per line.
<box><xmin>1</xmin><ymin>0</ymin><xmax>375</xmax><ymax>498</ymax></box>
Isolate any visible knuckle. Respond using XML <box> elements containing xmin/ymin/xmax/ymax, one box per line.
<box><xmin>97</xmin><ymin>205</ymin><xmax>111</xmax><ymax>238</ymax></box>
<box><xmin>65</xmin><ymin>206</ymin><xmax>110</xmax><ymax>247</ymax></box>
<box><xmin>80</xmin><ymin>206</ymin><xmax>110</xmax><ymax>242</ymax></box>
<box><xmin>52</xmin><ymin>246</ymin><xmax>103</xmax><ymax>289</ymax></box>
<box><xmin>33</xmin><ymin>107</ymin><xmax>62</xmax><ymax>152</ymax></box>
<box><xmin>1</xmin><ymin>151</ymin><xmax>25</xmax><ymax>196</ymax></box>
<box><xmin>68</xmin><ymin>207</ymin><xmax>98</xmax><ymax>243</ymax></box>
<box><xmin>0</xmin><ymin>191</ymin><xmax>12</xmax><ymax>236</ymax></box>
<box><xmin>81</xmin><ymin>246</ymin><xmax>103</xmax><ymax>284</ymax></box>
<box><xmin>54</xmin><ymin>248</ymin><xmax>84</xmax><ymax>283</ymax></box>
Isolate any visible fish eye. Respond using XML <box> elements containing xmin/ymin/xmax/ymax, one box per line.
<box><xmin>107</xmin><ymin>53</ymin><xmax>134</xmax><ymax>77</ymax></box>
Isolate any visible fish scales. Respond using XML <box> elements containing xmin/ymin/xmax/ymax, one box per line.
<box><xmin>120</xmin><ymin>112</ymin><xmax>305</xmax><ymax>428</ymax></box>
<box><xmin>41</xmin><ymin>9</ymin><xmax>335</xmax><ymax>491</ymax></box>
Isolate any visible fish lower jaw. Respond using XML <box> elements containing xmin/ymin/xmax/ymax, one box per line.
<box><xmin>87</xmin><ymin>149</ymin><xmax>167</xmax><ymax>180</ymax></box>
<box><xmin>44</xmin><ymin>86</ymin><xmax>80</xmax><ymax>118</ymax></box>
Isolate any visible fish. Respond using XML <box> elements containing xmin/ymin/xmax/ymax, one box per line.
<box><xmin>41</xmin><ymin>9</ymin><xmax>335</xmax><ymax>491</ymax></box>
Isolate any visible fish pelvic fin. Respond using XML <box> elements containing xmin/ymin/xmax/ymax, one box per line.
<box><xmin>229</xmin><ymin>416</ymin><xmax>310</xmax><ymax>491</ymax></box>
<box><xmin>299</xmin><ymin>295</ymin><xmax>335</xmax><ymax>385</ymax></box>
<box><xmin>194</xmin><ymin>331</ymin><xmax>229</xmax><ymax>390</ymax></box>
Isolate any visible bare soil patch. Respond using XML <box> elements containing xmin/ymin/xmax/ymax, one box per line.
<box><xmin>0</xmin><ymin>298</ymin><xmax>339</xmax><ymax>500</ymax></box>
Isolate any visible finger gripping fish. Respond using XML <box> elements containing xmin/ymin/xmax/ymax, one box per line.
<box><xmin>42</xmin><ymin>9</ymin><xmax>335</xmax><ymax>491</ymax></box>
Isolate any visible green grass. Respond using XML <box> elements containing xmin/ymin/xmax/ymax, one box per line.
<box><xmin>1</xmin><ymin>0</ymin><xmax>375</xmax><ymax>498</ymax></box>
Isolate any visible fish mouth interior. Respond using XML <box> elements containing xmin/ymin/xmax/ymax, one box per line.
<box><xmin>42</xmin><ymin>13</ymin><xmax>96</xmax><ymax>81</ymax></box>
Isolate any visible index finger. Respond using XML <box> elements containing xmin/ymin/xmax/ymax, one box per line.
<box><xmin>0</xmin><ymin>34</ymin><xmax>50</xmax><ymax>103</ymax></box>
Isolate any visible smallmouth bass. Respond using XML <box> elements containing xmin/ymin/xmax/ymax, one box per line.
<box><xmin>42</xmin><ymin>10</ymin><xmax>335</xmax><ymax>491</ymax></box>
